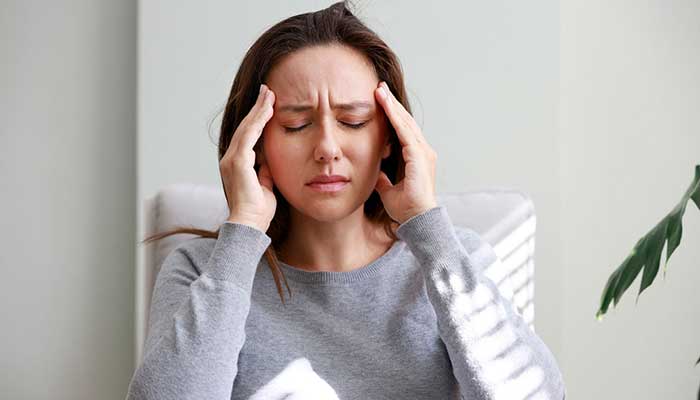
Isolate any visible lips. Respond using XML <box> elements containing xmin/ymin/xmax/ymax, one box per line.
<box><xmin>306</xmin><ymin>174</ymin><xmax>350</xmax><ymax>184</ymax></box>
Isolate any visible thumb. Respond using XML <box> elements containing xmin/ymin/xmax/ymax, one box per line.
<box><xmin>258</xmin><ymin>162</ymin><xmax>274</xmax><ymax>191</ymax></box>
<box><xmin>374</xmin><ymin>170</ymin><xmax>393</xmax><ymax>195</ymax></box>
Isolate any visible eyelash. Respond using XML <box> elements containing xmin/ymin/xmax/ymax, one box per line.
<box><xmin>284</xmin><ymin>121</ymin><xmax>368</xmax><ymax>133</ymax></box>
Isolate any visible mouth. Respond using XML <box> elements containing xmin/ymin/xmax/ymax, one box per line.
<box><xmin>306</xmin><ymin>174</ymin><xmax>350</xmax><ymax>184</ymax></box>
<box><xmin>306</xmin><ymin>181</ymin><xmax>350</xmax><ymax>193</ymax></box>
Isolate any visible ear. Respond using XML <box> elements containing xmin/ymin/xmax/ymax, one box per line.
<box><xmin>381</xmin><ymin>141</ymin><xmax>391</xmax><ymax>159</ymax></box>
<box><xmin>255</xmin><ymin>143</ymin><xmax>265</xmax><ymax>166</ymax></box>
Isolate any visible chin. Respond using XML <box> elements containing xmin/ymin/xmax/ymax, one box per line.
<box><xmin>292</xmin><ymin>196</ymin><xmax>367</xmax><ymax>223</ymax></box>
<box><xmin>301</xmin><ymin>203</ymin><xmax>352</xmax><ymax>222</ymax></box>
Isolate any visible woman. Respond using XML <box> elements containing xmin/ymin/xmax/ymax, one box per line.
<box><xmin>126</xmin><ymin>2</ymin><xmax>566</xmax><ymax>399</ymax></box>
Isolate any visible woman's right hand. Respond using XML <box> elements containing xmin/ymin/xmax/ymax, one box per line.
<box><xmin>219</xmin><ymin>83</ymin><xmax>277</xmax><ymax>233</ymax></box>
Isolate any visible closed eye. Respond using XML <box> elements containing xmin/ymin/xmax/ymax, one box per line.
<box><xmin>284</xmin><ymin>121</ymin><xmax>368</xmax><ymax>133</ymax></box>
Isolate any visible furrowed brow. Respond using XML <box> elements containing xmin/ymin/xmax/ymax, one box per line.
<box><xmin>277</xmin><ymin>101</ymin><xmax>374</xmax><ymax>113</ymax></box>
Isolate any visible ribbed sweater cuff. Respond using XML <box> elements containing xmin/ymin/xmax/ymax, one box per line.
<box><xmin>395</xmin><ymin>205</ymin><xmax>463</xmax><ymax>263</ymax></box>
<box><xmin>202</xmin><ymin>221</ymin><xmax>272</xmax><ymax>291</ymax></box>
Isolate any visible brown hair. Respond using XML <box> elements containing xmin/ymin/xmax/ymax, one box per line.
<box><xmin>142</xmin><ymin>0</ymin><xmax>411</xmax><ymax>304</ymax></box>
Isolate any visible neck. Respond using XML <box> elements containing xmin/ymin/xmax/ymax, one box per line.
<box><xmin>277</xmin><ymin>207</ymin><xmax>394</xmax><ymax>273</ymax></box>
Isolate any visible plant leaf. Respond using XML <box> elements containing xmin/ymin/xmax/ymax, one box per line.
<box><xmin>637</xmin><ymin>220</ymin><xmax>667</xmax><ymax>302</ymax></box>
<box><xmin>613</xmin><ymin>240</ymin><xmax>646</xmax><ymax>307</ymax></box>
<box><xmin>691</xmin><ymin>165</ymin><xmax>700</xmax><ymax>210</ymax></box>
<box><xmin>596</xmin><ymin>165</ymin><xmax>700</xmax><ymax>319</ymax></box>
<box><xmin>596</xmin><ymin>264</ymin><xmax>623</xmax><ymax>320</ymax></box>
<box><xmin>663</xmin><ymin>207</ymin><xmax>683</xmax><ymax>279</ymax></box>
<box><xmin>596</xmin><ymin>238</ymin><xmax>644</xmax><ymax>319</ymax></box>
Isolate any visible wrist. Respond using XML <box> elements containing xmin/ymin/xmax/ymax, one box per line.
<box><xmin>226</xmin><ymin>216</ymin><xmax>267</xmax><ymax>232</ymax></box>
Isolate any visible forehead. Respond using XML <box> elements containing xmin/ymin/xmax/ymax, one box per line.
<box><xmin>265</xmin><ymin>44</ymin><xmax>378</xmax><ymax>106</ymax></box>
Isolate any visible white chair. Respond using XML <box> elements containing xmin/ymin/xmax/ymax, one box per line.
<box><xmin>135</xmin><ymin>183</ymin><xmax>537</xmax><ymax>366</ymax></box>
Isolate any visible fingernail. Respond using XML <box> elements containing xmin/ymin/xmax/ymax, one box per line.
<box><xmin>378</xmin><ymin>86</ymin><xmax>387</xmax><ymax>99</ymax></box>
<box><xmin>259</xmin><ymin>84</ymin><xmax>266</xmax><ymax>95</ymax></box>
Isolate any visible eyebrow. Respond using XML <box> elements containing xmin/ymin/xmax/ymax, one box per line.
<box><xmin>277</xmin><ymin>101</ymin><xmax>374</xmax><ymax>113</ymax></box>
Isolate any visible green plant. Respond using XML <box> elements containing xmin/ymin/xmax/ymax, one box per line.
<box><xmin>595</xmin><ymin>164</ymin><xmax>700</xmax><ymax>396</ymax></box>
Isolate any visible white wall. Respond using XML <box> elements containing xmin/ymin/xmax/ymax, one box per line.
<box><xmin>1</xmin><ymin>0</ymin><xmax>136</xmax><ymax>399</ymax></box>
<box><xmin>560</xmin><ymin>0</ymin><xmax>700</xmax><ymax>398</ymax></box>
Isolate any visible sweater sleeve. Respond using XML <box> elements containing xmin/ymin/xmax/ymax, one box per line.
<box><xmin>396</xmin><ymin>205</ymin><xmax>566</xmax><ymax>400</ymax></box>
<box><xmin>125</xmin><ymin>222</ymin><xmax>272</xmax><ymax>400</ymax></box>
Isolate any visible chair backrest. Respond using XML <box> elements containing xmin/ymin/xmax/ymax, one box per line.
<box><xmin>135</xmin><ymin>183</ymin><xmax>536</xmax><ymax>365</ymax></box>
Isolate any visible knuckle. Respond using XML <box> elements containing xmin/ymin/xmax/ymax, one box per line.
<box><xmin>251</xmin><ymin>107</ymin><xmax>272</xmax><ymax>128</ymax></box>
<box><xmin>260</xmin><ymin>104</ymin><xmax>273</xmax><ymax>120</ymax></box>
<box><xmin>231</xmin><ymin>152</ymin><xmax>250</xmax><ymax>167</ymax></box>
<box><xmin>248</xmin><ymin>119</ymin><xmax>265</xmax><ymax>133</ymax></box>
<box><xmin>393</xmin><ymin>116</ymin><xmax>408</xmax><ymax>132</ymax></box>
<box><xmin>220</xmin><ymin>159</ymin><xmax>234</xmax><ymax>173</ymax></box>
<box><xmin>219</xmin><ymin>154</ymin><xmax>231</xmax><ymax>168</ymax></box>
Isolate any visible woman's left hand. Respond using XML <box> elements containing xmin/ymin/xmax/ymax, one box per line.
<box><xmin>373</xmin><ymin>81</ymin><xmax>439</xmax><ymax>224</ymax></box>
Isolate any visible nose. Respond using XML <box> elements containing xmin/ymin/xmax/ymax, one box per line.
<box><xmin>313</xmin><ymin>119</ymin><xmax>342</xmax><ymax>162</ymax></box>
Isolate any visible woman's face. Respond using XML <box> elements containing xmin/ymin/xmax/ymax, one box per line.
<box><xmin>260</xmin><ymin>44</ymin><xmax>392</xmax><ymax>222</ymax></box>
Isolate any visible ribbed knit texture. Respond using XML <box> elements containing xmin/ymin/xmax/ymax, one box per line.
<box><xmin>126</xmin><ymin>206</ymin><xmax>566</xmax><ymax>400</ymax></box>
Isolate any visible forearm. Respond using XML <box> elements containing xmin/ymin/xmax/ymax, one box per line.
<box><xmin>396</xmin><ymin>206</ymin><xmax>566</xmax><ymax>399</ymax></box>
<box><xmin>126</xmin><ymin>222</ymin><xmax>271</xmax><ymax>399</ymax></box>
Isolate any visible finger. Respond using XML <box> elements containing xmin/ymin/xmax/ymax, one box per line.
<box><xmin>379</xmin><ymin>81</ymin><xmax>428</xmax><ymax>142</ymax></box>
<box><xmin>375</xmin><ymin>82</ymin><xmax>412</xmax><ymax>146</ymax></box>
<box><xmin>375</xmin><ymin>81</ymin><xmax>425</xmax><ymax>145</ymax></box>
<box><xmin>237</xmin><ymin>84</ymin><xmax>275</xmax><ymax>150</ymax></box>
<box><xmin>374</xmin><ymin>170</ymin><xmax>394</xmax><ymax>194</ymax></box>
<box><xmin>381</xmin><ymin>81</ymin><xmax>428</xmax><ymax>144</ymax></box>
<box><xmin>233</xmin><ymin>84</ymin><xmax>269</xmax><ymax>146</ymax></box>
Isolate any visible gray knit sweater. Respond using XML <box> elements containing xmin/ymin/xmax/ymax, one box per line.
<box><xmin>126</xmin><ymin>205</ymin><xmax>566</xmax><ymax>399</ymax></box>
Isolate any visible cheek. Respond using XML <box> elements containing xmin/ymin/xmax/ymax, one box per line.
<box><xmin>345</xmin><ymin>136</ymin><xmax>385</xmax><ymax>173</ymax></box>
<box><xmin>262</xmin><ymin>134</ymin><xmax>302</xmax><ymax>184</ymax></box>
<box><xmin>262</xmin><ymin>137</ymin><xmax>281</xmax><ymax>170</ymax></box>
<box><xmin>360</xmin><ymin>124</ymin><xmax>388</xmax><ymax>159</ymax></box>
